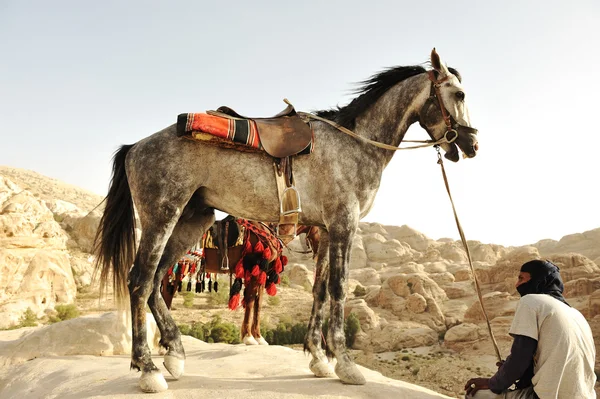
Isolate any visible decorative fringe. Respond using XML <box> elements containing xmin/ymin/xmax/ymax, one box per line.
<box><xmin>251</xmin><ymin>265</ymin><xmax>260</xmax><ymax>276</ymax></box>
<box><xmin>228</xmin><ymin>293</ymin><xmax>241</xmax><ymax>310</ymax></box>
<box><xmin>258</xmin><ymin>271</ymin><xmax>267</xmax><ymax>285</ymax></box>
<box><xmin>254</xmin><ymin>241</ymin><xmax>264</xmax><ymax>253</ymax></box>
<box><xmin>235</xmin><ymin>262</ymin><xmax>244</xmax><ymax>279</ymax></box>
<box><xmin>281</xmin><ymin>255</ymin><xmax>288</xmax><ymax>266</ymax></box>
<box><xmin>262</xmin><ymin>246</ymin><xmax>272</xmax><ymax>260</ymax></box>
<box><xmin>266</xmin><ymin>283</ymin><xmax>277</xmax><ymax>296</ymax></box>
<box><xmin>274</xmin><ymin>258</ymin><xmax>283</xmax><ymax>274</ymax></box>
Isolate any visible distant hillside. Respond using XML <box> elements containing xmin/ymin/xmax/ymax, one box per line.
<box><xmin>0</xmin><ymin>166</ymin><xmax>103</xmax><ymax>212</ymax></box>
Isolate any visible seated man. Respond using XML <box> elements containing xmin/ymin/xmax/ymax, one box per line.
<box><xmin>465</xmin><ymin>259</ymin><xmax>596</xmax><ymax>399</ymax></box>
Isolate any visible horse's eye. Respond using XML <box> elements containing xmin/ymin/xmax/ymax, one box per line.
<box><xmin>455</xmin><ymin>91</ymin><xmax>465</xmax><ymax>101</ymax></box>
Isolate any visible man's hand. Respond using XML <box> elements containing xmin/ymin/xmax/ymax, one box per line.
<box><xmin>464</xmin><ymin>377</ymin><xmax>490</xmax><ymax>396</ymax></box>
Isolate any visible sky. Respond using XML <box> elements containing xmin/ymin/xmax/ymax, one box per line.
<box><xmin>1</xmin><ymin>0</ymin><xmax>599</xmax><ymax>247</ymax></box>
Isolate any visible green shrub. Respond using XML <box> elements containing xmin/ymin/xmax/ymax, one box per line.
<box><xmin>353</xmin><ymin>284</ymin><xmax>367</xmax><ymax>297</ymax></box>
<box><xmin>177</xmin><ymin>315</ymin><xmax>240</xmax><ymax>344</ymax></box>
<box><xmin>18</xmin><ymin>308</ymin><xmax>38</xmax><ymax>327</ymax></box>
<box><xmin>267</xmin><ymin>295</ymin><xmax>281</xmax><ymax>306</ymax></box>
<box><xmin>280</xmin><ymin>275</ymin><xmax>290</xmax><ymax>287</ymax></box>
<box><xmin>208</xmin><ymin>286</ymin><xmax>229</xmax><ymax>306</ymax></box>
<box><xmin>183</xmin><ymin>292</ymin><xmax>195</xmax><ymax>308</ymax></box>
<box><xmin>322</xmin><ymin>314</ymin><xmax>362</xmax><ymax>348</ymax></box>
<box><xmin>345</xmin><ymin>312</ymin><xmax>360</xmax><ymax>348</ymax></box>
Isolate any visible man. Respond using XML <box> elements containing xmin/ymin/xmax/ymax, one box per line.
<box><xmin>465</xmin><ymin>259</ymin><xmax>596</xmax><ymax>398</ymax></box>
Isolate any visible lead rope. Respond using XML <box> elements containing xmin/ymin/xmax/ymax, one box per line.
<box><xmin>435</xmin><ymin>146</ymin><xmax>502</xmax><ymax>363</ymax></box>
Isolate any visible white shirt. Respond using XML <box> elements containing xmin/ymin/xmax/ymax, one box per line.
<box><xmin>509</xmin><ymin>294</ymin><xmax>596</xmax><ymax>399</ymax></box>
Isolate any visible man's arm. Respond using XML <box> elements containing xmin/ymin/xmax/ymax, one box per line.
<box><xmin>488</xmin><ymin>334</ymin><xmax>538</xmax><ymax>394</ymax></box>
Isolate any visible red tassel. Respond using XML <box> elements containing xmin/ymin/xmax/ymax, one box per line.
<box><xmin>235</xmin><ymin>263</ymin><xmax>244</xmax><ymax>279</ymax></box>
<box><xmin>266</xmin><ymin>283</ymin><xmax>277</xmax><ymax>296</ymax></box>
<box><xmin>281</xmin><ymin>255</ymin><xmax>288</xmax><ymax>266</ymax></box>
<box><xmin>244</xmin><ymin>239</ymin><xmax>252</xmax><ymax>253</ymax></box>
<box><xmin>274</xmin><ymin>258</ymin><xmax>283</xmax><ymax>274</ymax></box>
<box><xmin>251</xmin><ymin>265</ymin><xmax>260</xmax><ymax>276</ymax></box>
<box><xmin>228</xmin><ymin>293</ymin><xmax>241</xmax><ymax>310</ymax></box>
<box><xmin>254</xmin><ymin>241</ymin><xmax>264</xmax><ymax>253</ymax></box>
<box><xmin>258</xmin><ymin>271</ymin><xmax>267</xmax><ymax>285</ymax></box>
<box><xmin>262</xmin><ymin>246</ymin><xmax>272</xmax><ymax>260</ymax></box>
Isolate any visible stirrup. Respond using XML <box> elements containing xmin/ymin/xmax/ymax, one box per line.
<box><xmin>280</xmin><ymin>186</ymin><xmax>301</xmax><ymax>215</ymax></box>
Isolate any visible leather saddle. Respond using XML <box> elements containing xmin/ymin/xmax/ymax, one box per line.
<box><xmin>209</xmin><ymin>99</ymin><xmax>313</xmax><ymax>158</ymax></box>
<box><xmin>202</xmin><ymin>216</ymin><xmax>244</xmax><ymax>273</ymax></box>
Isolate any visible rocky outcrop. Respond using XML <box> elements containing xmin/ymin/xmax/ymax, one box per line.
<box><xmin>0</xmin><ymin>171</ymin><xmax>102</xmax><ymax>329</ymax></box>
<box><xmin>0</xmin><ymin>311</ymin><xmax>161</xmax><ymax>367</ymax></box>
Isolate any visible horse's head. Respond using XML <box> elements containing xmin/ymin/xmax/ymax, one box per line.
<box><xmin>418</xmin><ymin>48</ymin><xmax>479</xmax><ymax>162</ymax></box>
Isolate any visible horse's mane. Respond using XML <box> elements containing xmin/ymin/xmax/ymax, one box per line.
<box><xmin>316</xmin><ymin>65</ymin><xmax>461</xmax><ymax>130</ymax></box>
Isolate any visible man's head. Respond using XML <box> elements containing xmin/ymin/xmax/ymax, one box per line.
<box><xmin>515</xmin><ymin>259</ymin><xmax>569</xmax><ymax>305</ymax></box>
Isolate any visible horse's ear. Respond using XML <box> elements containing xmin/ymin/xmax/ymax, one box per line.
<box><xmin>430</xmin><ymin>48</ymin><xmax>449</xmax><ymax>75</ymax></box>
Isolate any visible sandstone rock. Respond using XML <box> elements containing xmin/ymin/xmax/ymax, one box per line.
<box><xmin>588</xmin><ymin>290</ymin><xmax>600</xmax><ymax>318</ymax></box>
<box><xmin>429</xmin><ymin>272</ymin><xmax>455</xmax><ymax>285</ymax></box>
<box><xmin>285</xmin><ymin>264</ymin><xmax>313</xmax><ymax>290</ymax></box>
<box><xmin>0</xmin><ymin>177</ymin><xmax>76</xmax><ymax>328</ymax></box>
<box><xmin>0</xmin><ymin>311</ymin><xmax>160</xmax><ymax>367</ymax></box>
<box><xmin>345</xmin><ymin>298</ymin><xmax>380</xmax><ymax>331</ymax></box>
<box><xmin>349</xmin><ymin>234</ymin><xmax>368</xmax><ymax>269</ymax></box>
<box><xmin>385</xmin><ymin>224</ymin><xmax>433</xmax><ymax>251</ymax></box>
<box><xmin>370</xmin><ymin>321</ymin><xmax>438</xmax><ymax>351</ymax></box>
<box><xmin>564</xmin><ymin>277</ymin><xmax>600</xmax><ymax>298</ymax></box>
<box><xmin>532</xmin><ymin>228</ymin><xmax>600</xmax><ymax>261</ymax></box>
<box><xmin>366</xmin><ymin>238</ymin><xmax>414</xmax><ymax>264</ymax></box>
<box><xmin>464</xmin><ymin>292</ymin><xmax>517</xmax><ymax>322</ymax></box>
<box><xmin>444</xmin><ymin>323</ymin><xmax>481</xmax><ymax>342</ymax></box>
<box><xmin>407</xmin><ymin>293</ymin><xmax>427</xmax><ymax>313</ymax></box>
<box><xmin>350</xmin><ymin>267</ymin><xmax>381</xmax><ymax>287</ymax></box>
<box><xmin>442</xmin><ymin>281</ymin><xmax>475</xmax><ymax>299</ymax></box>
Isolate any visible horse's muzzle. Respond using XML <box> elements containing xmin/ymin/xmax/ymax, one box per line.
<box><xmin>455</xmin><ymin>125</ymin><xmax>478</xmax><ymax>159</ymax></box>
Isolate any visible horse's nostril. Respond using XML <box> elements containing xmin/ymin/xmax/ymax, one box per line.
<box><xmin>474</xmin><ymin>143</ymin><xmax>479</xmax><ymax>151</ymax></box>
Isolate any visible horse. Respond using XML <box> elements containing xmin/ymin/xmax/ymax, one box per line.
<box><xmin>160</xmin><ymin>215</ymin><xmax>287</xmax><ymax>345</ymax></box>
<box><xmin>94</xmin><ymin>48</ymin><xmax>478</xmax><ymax>392</ymax></box>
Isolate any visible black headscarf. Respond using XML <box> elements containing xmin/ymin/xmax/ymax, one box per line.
<box><xmin>517</xmin><ymin>259</ymin><xmax>570</xmax><ymax>306</ymax></box>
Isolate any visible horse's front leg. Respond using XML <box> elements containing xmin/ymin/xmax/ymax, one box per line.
<box><xmin>305</xmin><ymin>230</ymin><xmax>335</xmax><ymax>377</ymax></box>
<box><xmin>327</xmin><ymin>219</ymin><xmax>366</xmax><ymax>385</ymax></box>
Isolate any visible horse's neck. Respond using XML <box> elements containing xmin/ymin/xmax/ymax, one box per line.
<box><xmin>353</xmin><ymin>74</ymin><xmax>429</xmax><ymax>166</ymax></box>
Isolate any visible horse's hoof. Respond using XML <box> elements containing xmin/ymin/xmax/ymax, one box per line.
<box><xmin>256</xmin><ymin>336</ymin><xmax>269</xmax><ymax>345</ymax></box>
<box><xmin>243</xmin><ymin>335</ymin><xmax>259</xmax><ymax>345</ymax></box>
<box><xmin>163</xmin><ymin>354</ymin><xmax>185</xmax><ymax>379</ymax></box>
<box><xmin>139</xmin><ymin>370</ymin><xmax>168</xmax><ymax>393</ymax></box>
<box><xmin>309</xmin><ymin>358</ymin><xmax>335</xmax><ymax>378</ymax></box>
<box><xmin>335</xmin><ymin>362</ymin><xmax>366</xmax><ymax>385</ymax></box>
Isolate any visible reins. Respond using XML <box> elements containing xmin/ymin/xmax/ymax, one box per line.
<box><xmin>435</xmin><ymin>146</ymin><xmax>502</xmax><ymax>363</ymax></box>
<box><xmin>297</xmin><ymin>112</ymin><xmax>457</xmax><ymax>150</ymax></box>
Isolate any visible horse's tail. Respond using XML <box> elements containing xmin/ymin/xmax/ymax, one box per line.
<box><xmin>93</xmin><ymin>144</ymin><xmax>137</xmax><ymax>304</ymax></box>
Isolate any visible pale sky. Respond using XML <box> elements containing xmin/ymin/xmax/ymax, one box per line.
<box><xmin>1</xmin><ymin>1</ymin><xmax>599</xmax><ymax>247</ymax></box>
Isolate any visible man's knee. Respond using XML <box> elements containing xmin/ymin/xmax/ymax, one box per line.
<box><xmin>465</xmin><ymin>390</ymin><xmax>501</xmax><ymax>399</ymax></box>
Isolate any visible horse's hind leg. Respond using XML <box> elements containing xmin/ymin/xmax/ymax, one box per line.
<box><xmin>242</xmin><ymin>280</ymin><xmax>259</xmax><ymax>345</ymax></box>
<box><xmin>147</xmin><ymin>203</ymin><xmax>215</xmax><ymax>379</ymax></box>
<box><xmin>252</xmin><ymin>284</ymin><xmax>268</xmax><ymax>345</ymax></box>
<box><xmin>305</xmin><ymin>230</ymin><xmax>335</xmax><ymax>377</ymax></box>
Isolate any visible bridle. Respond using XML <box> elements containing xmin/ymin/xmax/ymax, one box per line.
<box><xmin>427</xmin><ymin>70</ymin><xmax>478</xmax><ymax>144</ymax></box>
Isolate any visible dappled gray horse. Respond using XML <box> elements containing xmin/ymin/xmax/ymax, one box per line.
<box><xmin>94</xmin><ymin>49</ymin><xmax>478</xmax><ymax>392</ymax></box>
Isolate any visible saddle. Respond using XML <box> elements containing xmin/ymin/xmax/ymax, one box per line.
<box><xmin>202</xmin><ymin>216</ymin><xmax>245</xmax><ymax>274</ymax></box>
<box><xmin>208</xmin><ymin>99</ymin><xmax>311</xmax><ymax>239</ymax></box>
<box><xmin>208</xmin><ymin>99</ymin><xmax>313</xmax><ymax>159</ymax></box>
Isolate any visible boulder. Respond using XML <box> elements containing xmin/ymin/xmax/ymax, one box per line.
<box><xmin>444</xmin><ymin>323</ymin><xmax>481</xmax><ymax>342</ymax></box>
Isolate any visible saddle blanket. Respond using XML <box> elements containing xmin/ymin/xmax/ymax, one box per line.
<box><xmin>177</xmin><ymin>112</ymin><xmax>313</xmax><ymax>154</ymax></box>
